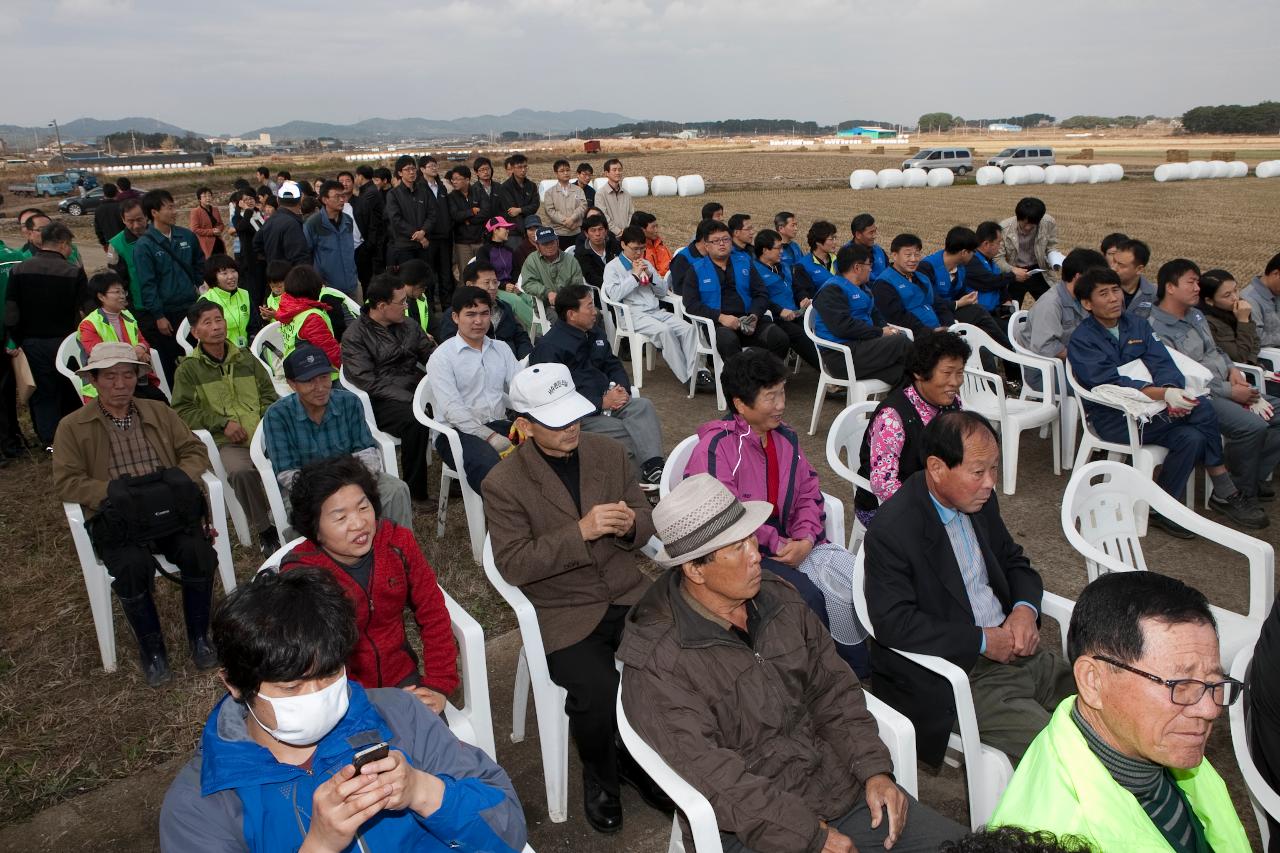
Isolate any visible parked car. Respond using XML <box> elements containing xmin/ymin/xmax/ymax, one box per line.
<box><xmin>901</xmin><ymin>147</ymin><xmax>974</xmax><ymax>174</ymax></box>
<box><xmin>59</xmin><ymin>186</ymin><xmax>107</xmax><ymax>216</ymax></box>
<box><xmin>7</xmin><ymin>173</ymin><xmax>75</xmax><ymax>197</ymax></box>
<box><xmin>987</xmin><ymin>147</ymin><xmax>1055</xmax><ymax>168</ymax></box>
<box><xmin>63</xmin><ymin>168</ymin><xmax>99</xmax><ymax>190</ymax></box>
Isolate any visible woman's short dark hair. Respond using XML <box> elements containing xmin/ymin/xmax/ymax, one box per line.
<box><xmin>288</xmin><ymin>455</ymin><xmax>382</xmax><ymax>544</ymax></box>
<box><xmin>202</xmin><ymin>253</ymin><xmax>239</xmax><ymax>288</ymax></box>
<box><xmin>940</xmin><ymin>826</ymin><xmax>1096</xmax><ymax>853</ymax></box>
<box><xmin>284</xmin><ymin>264</ymin><xmax>325</xmax><ymax>299</ymax></box>
<box><xmin>195</xmin><ymin>186</ymin><xmax>212</xmax><ymax>199</ymax></box>
<box><xmin>87</xmin><ymin>269</ymin><xmax>126</xmax><ymax>308</ymax></box>
<box><xmin>214</xmin><ymin>567</ymin><xmax>358</xmax><ymax>706</ymax></box>
<box><xmin>906</xmin><ymin>331</ymin><xmax>972</xmax><ymax>383</ymax></box>
<box><xmin>722</xmin><ymin>348</ymin><xmax>788</xmax><ymax>415</ymax></box>
<box><xmin>807</xmin><ymin>220</ymin><xmax>838</xmax><ymax>251</ymax></box>
<box><xmin>921</xmin><ymin>410</ymin><xmax>998</xmax><ymax>469</ymax></box>
<box><xmin>1067</xmin><ymin>571</ymin><xmax>1215</xmax><ymax>664</ymax></box>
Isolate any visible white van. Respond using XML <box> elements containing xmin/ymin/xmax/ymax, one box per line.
<box><xmin>901</xmin><ymin>148</ymin><xmax>974</xmax><ymax>174</ymax></box>
<box><xmin>987</xmin><ymin>147</ymin><xmax>1055</xmax><ymax>168</ymax></box>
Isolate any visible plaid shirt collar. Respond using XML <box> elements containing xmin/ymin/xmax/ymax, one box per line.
<box><xmin>98</xmin><ymin>399</ymin><xmax>139</xmax><ymax>430</ymax></box>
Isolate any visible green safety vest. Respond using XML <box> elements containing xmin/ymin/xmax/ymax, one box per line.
<box><xmin>410</xmin><ymin>296</ymin><xmax>430</xmax><ymax>334</ymax></box>
<box><xmin>991</xmin><ymin>697</ymin><xmax>1250</xmax><ymax>851</ymax></box>
<box><xmin>266</xmin><ymin>292</ymin><xmax>281</xmax><ymax>313</ymax></box>
<box><xmin>281</xmin><ymin>307</ymin><xmax>338</xmax><ymax>380</ymax></box>
<box><xmin>200</xmin><ymin>286</ymin><xmax>251</xmax><ymax>348</ymax></box>
<box><xmin>79</xmin><ymin>309</ymin><xmax>142</xmax><ymax>399</ymax></box>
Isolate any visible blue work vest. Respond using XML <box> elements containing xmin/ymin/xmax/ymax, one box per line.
<box><xmin>691</xmin><ymin>255</ymin><xmax>752</xmax><ymax>311</ymax></box>
<box><xmin>877</xmin><ymin>266</ymin><xmax>940</xmax><ymax>327</ymax></box>
<box><xmin>970</xmin><ymin>251</ymin><xmax>1006</xmax><ymax>311</ymax></box>
<box><xmin>799</xmin><ymin>252</ymin><xmax>836</xmax><ymax>291</ymax></box>
<box><xmin>754</xmin><ymin>260</ymin><xmax>798</xmax><ymax>311</ymax></box>
<box><xmin>780</xmin><ymin>242</ymin><xmax>805</xmax><ymax>269</ymax></box>
<box><xmin>920</xmin><ymin>251</ymin><xmax>966</xmax><ymax>301</ymax></box>
<box><xmin>813</xmin><ymin>277</ymin><xmax>876</xmax><ymax>343</ymax></box>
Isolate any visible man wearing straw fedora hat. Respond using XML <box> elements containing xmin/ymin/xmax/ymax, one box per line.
<box><xmin>619</xmin><ymin>474</ymin><xmax>963</xmax><ymax>853</ymax></box>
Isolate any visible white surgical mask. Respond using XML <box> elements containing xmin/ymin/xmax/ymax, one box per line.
<box><xmin>248</xmin><ymin>672</ymin><xmax>349</xmax><ymax>745</ymax></box>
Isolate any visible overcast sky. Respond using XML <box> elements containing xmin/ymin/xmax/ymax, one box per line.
<box><xmin>8</xmin><ymin>0</ymin><xmax>1276</xmax><ymax>133</ymax></box>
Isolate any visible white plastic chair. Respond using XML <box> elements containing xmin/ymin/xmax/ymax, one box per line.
<box><xmin>411</xmin><ymin>377</ymin><xmax>486</xmax><ymax>565</ymax></box>
<box><xmin>57</xmin><ymin>332</ymin><xmax>172</xmax><ymax>402</ymax></box>
<box><xmin>665</xmin><ymin>293</ymin><xmax>726</xmax><ymax>409</ymax></box>
<box><xmin>803</xmin><ymin>307</ymin><xmax>891</xmax><ymax>436</ymax></box>
<box><xmin>1230</xmin><ymin>642</ymin><xmax>1280</xmax><ymax>850</ymax></box>
<box><xmin>337</xmin><ymin>365</ymin><xmax>401</xmax><ymax>478</ymax></box>
<box><xmin>482</xmin><ymin>535</ymin><xmax>571</xmax><ymax>822</ymax></box>
<box><xmin>616</xmin><ymin>665</ymin><xmax>919</xmax><ymax>853</ymax></box>
<box><xmin>175</xmin><ymin>317</ymin><xmax>194</xmax><ymax>356</ymax></box>
<box><xmin>248</xmin><ymin>420</ymin><xmax>294</xmax><ymax>539</ymax></box>
<box><xmin>950</xmin><ymin>322</ymin><xmax>1060</xmax><ymax>494</ymax></box>
<box><xmin>258</xmin><ymin>537</ymin><xmax>496</xmax><ymax>760</ymax></box>
<box><xmin>64</xmin><ymin>470</ymin><xmax>238</xmax><ymax>672</ymax></box>
<box><xmin>1061</xmin><ymin>460</ymin><xmax>1273</xmax><ymax>667</ymax></box>
<box><xmin>250</xmin><ymin>322</ymin><xmax>291</xmax><ymax>397</ymax></box>
<box><xmin>1258</xmin><ymin>347</ymin><xmax>1280</xmax><ymax>374</ymax></box>
<box><xmin>853</xmin><ymin>549</ymin><xmax>1075</xmax><ymax>829</ymax></box>
<box><xmin>825</xmin><ymin>402</ymin><xmax>880</xmax><ymax>551</ymax></box>
<box><xmin>1008</xmin><ymin>310</ymin><xmax>1078</xmax><ymax>468</ymax></box>
<box><xmin>600</xmin><ymin>289</ymin><xmax>658</xmax><ymax>389</ymax></box>
<box><xmin>661</xmin><ymin>434</ymin><xmax>846</xmax><ymax>548</ymax></box>
<box><xmin>193</xmin><ymin>430</ymin><xmax>253</xmax><ymax>547</ymax></box>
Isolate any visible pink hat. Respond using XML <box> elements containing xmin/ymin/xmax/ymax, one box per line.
<box><xmin>485</xmin><ymin>216</ymin><xmax>515</xmax><ymax>232</ymax></box>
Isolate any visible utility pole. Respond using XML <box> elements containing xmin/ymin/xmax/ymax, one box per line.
<box><xmin>48</xmin><ymin>119</ymin><xmax>65</xmax><ymax>160</ymax></box>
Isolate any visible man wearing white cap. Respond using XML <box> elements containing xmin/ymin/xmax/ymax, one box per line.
<box><xmin>619</xmin><ymin>474</ymin><xmax>963</xmax><ymax>853</ymax></box>
<box><xmin>52</xmin><ymin>342</ymin><xmax>220</xmax><ymax>688</ymax></box>
<box><xmin>252</xmin><ymin>180</ymin><xmax>310</xmax><ymax>268</ymax></box>
<box><xmin>484</xmin><ymin>362</ymin><xmax>671</xmax><ymax>834</ymax></box>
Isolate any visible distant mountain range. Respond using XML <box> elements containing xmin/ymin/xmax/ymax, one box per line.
<box><xmin>0</xmin><ymin>116</ymin><xmax>197</xmax><ymax>147</ymax></box>
<box><xmin>242</xmin><ymin>109</ymin><xmax>638</xmax><ymax>141</ymax></box>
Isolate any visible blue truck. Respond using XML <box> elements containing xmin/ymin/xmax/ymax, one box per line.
<box><xmin>7</xmin><ymin>172</ymin><xmax>76</xmax><ymax>197</ymax></box>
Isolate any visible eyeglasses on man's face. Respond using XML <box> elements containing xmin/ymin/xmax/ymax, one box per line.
<box><xmin>1093</xmin><ymin>654</ymin><xmax>1242</xmax><ymax>707</ymax></box>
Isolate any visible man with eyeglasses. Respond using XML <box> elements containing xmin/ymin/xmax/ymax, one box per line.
<box><xmin>871</xmin><ymin>232</ymin><xmax>955</xmax><ymax>340</ymax></box>
<box><xmin>340</xmin><ymin>273</ymin><xmax>436</xmax><ymax>501</ymax></box>
<box><xmin>991</xmin><ymin>570</ymin><xmax>1250</xmax><ymax>851</ymax></box>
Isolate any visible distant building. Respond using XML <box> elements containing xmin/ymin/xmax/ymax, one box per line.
<box><xmin>837</xmin><ymin>126</ymin><xmax>898</xmax><ymax>139</ymax></box>
<box><xmin>673</xmin><ymin>129</ymin><xmax>699</xmax><ymax>140</ymax></box>
<box><xmin>988</xmin><ymin>123</ymin><xmax>1023</xmax><ymax>133</ymax></box>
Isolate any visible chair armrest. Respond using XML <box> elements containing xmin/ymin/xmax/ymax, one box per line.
<box><xmin>963</xmin><ymin>366</ymin><xmax>1008</xmax><ymax>422</ymax></box>
<box><xmin>821</xmin><ymin>491</ymin><xmax>846</xmax><ymax>552</ymax></box>
<box><xmin>1235</xmin><ymin>361</ymin><xmax>1266</xmax><ymax>391</ymax></box>
<box><xmin>887</xmin><ymin>324</ymin><xmax>914</xmax><ymax>341</ymax></box>
<box><xmin>442</xmin><ymin>589</ymin><xmax>486</xmax><ymax>713</ymax></box>
<box><xmin>1040</xmin><ymin>592</ymin><xmax>1075</xmax><ymax>656</ymax></box>
<box><xmin>863</xmin><ymin>692</ymin><xmax>919</xmax><ymax>799</ymax></box>
<box><xmin>1257</xmin><ymin>347</ymin><xmax>1280</xmax><ymax>372</ymax></box>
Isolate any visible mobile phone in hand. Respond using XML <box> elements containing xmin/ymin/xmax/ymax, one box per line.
<box><xmin>352</xmin><ymin>741</ymin><xmax>389</xmax><ymax>772</ymax></box>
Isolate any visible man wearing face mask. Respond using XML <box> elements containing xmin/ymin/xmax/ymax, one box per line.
<box><xmin>160</xmin><ymin>567</ymin><xmax>528</xmax><ymax>852</ymax></box>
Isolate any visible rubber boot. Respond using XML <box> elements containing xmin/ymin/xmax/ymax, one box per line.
<box><xmin>182</xmin><ymin>579</ymin><xmax>218</xmax><ymax>670</ymax></box>
<box><xmin>118</xmin><ymin>592</ymin><xmax>172</xmax><ymax>687</ymax></box>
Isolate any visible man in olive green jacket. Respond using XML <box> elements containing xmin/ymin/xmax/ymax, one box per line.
<box><xmin>172</xmin><ymin>300</ymin><xmax>279</xmax><ymax>554</ymax></box>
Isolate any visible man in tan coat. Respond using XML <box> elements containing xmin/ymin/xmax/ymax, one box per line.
<box><xmin>53</xmin><ymin>342</ymin><xmax>218</xmax><ymax>688</ymax></box>
<box><xmin>996</xmin><ymin>196</ymin><xmax>1061</xmax><ymax>305</ymax></box>
<box><xmin>483</xmin><ymin>362</ymin><xmax>669</xmax><ymax>834</ymax></box>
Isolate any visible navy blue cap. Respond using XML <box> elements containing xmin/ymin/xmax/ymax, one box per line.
<box><xmin>283</xmin><ymin>344</ymin><xmax>332</xmax><ymax>381</ymax></box>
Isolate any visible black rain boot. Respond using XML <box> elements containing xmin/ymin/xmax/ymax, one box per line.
<box><xmin>182</xmin><ymin>579</ymin><xmax>218</xmax><ymax>670</ymax></box>
<box><xmin>118</xmin><ymin>592</ymin><xmax>172</xmax><ymax>687</ymax></box>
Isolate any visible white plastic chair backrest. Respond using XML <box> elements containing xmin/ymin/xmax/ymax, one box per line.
<box><xmin>660</xmin><ymin>435</ymin><xmax>701</xmax><ymax>498</ymax></box>
<box><xmin>337</xmin><ymin>366</ymin><xmax>399</xmax><ymax>476</ymax></box>
<box><xmin>250</xmin><ymin>417</ymin><xmax>293</xmax><ymax>538</ymax></box>
<box><xmin>1230</xmin><ymin>642</ymin><xmax>1280</xmax><ymax>849</ymax></box>
<box><xmin>56</xmin><ymin>333</ymin><xmax>86</xmax><ymax>397</ymax></box>
<box><xmin>176</xmin><ymin>317</ymin><xmax>194</xmax><ymax>355</ymax></box>
<box><xmin>1008</xmin><ymin>310</ymin><xmax>1031</xmax><ymax>353</ymax></box>
<box><xmin>149</xmin><ymin>348</ymin><xmax>173</xmax><ymax>400</ymax></box>
<box><xmin>481</xmin><ymin>535</ymin><xmax>550</xmax><ymax>664</ymax></box>
<box><xmin>1060</xmin><ymin>461</ymin><xmax>1151</xmax><ymax>576</ymax></box>
<box><xmin>563</xmin><ymin>244</ymin><xmax>576</xmax><ymax>257</ymax></box>
<box><xmin>257</xmin><ymin>535</ymin><xmax>306</xmax><ymax>574</ymax></box>
<box><xmin>343</xmin><ymin>294</ymin><xmax>363</xmax><ymax>318</ymax></box>
<box><xmin>826</xmin><ymin>402</ymin><xmax>879</xmax><ymax>491</ymax></box>
<box><xmin>949</xmin><ymin>322</ymin><xmax>1000</xmax><ymax>369</ymax></box>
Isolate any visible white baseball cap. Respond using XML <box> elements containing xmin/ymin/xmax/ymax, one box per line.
<box><xmin>509</xmin><ymin>363</ymin><xmax>595</xmax><ymax>428</ymax></box>
<box><xmin>277</xmin><ymin>180</ymin><xmax>302</xmax><ymax>200</ymax></box>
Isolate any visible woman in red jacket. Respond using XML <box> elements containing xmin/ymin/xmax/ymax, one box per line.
<box><xmin>281</xmin><ymin>455</ymin><xmax>458</xmax><ymax>712</ymax></box>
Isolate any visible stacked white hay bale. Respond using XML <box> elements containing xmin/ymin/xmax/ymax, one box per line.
<box><xmin>650</xmin><ymin>175</ymin><xmax>678</xmax><ymax>196</ymax></box>
<box><xmin>676</xmin><ymin>174</ymin><xmax>705</xmax><ymax>196</ymax></box>
<box><xmin>1066</xmin><ymin>164</ymin><xmax>1091</xmax><ymax>184</ymax></box>
<box><xmin>620</xmin><ymin>176</ymin><xmax>649</xmax><ymax>198</ymax></box>
<box><xmin>876</xmin><ymin>168</ymin><xmax>905</xmax><ymax>189</ymax></box>
<box><xmin>1044</xmin><ymin>165</ymin><xmax>1070</xmax><ymax>184</ymax></box>
<box><xmin>537</xmin><ymin>179</ymin><xmax>557</xmax><ymax>198</ymax></box>
<box><xmin>976</xmin><ymin>165</ymin><xmax>1004</xmax><ymax>186</ymax></box>
<box><xmin>1255</xmin><ymin>160</ymin><xmax>1280</xmax><ymax>178</ymax></box>
<box><xmin>1023</xmin><ymin>165</ymin><xmax>1046</xmax><ymax>185</ymax></box>
<box><xmin>849</xmin><ymin>169</ymin><xmax>878</xmax><ymax>190</ymax></box>
<box><xmin>1227</xmin><ymin>161</ymin><xmax>1249</xmax><ymax>178</ymax></box>
<box><xmin>926</xmin><ymin>169</ymin><xmax>955</xmax><ymax>188</ymax></box>
<box><xmin>1003</xmin><ymin>166</ymin><xmax>1029</xmax><ymax>186</ymax></box>
<box><xmin>902</xmin><ymin>168</ymin><xmax>928</xmax><ymax>188</ymax></box>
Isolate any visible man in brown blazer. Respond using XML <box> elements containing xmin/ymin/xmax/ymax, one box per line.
<box><xmin>483</xmin><ymin>362</ymin><xmax>671</xmax><ymax>834</ymax></box>
<box><xmin>996</xmin><ymin>196</ymin><xmax>1061</xmax><ymax>305</ymax></box>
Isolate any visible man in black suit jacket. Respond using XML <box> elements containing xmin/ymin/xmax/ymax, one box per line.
<box><xmin>1247</xmin><ymin>596</ymin><xmax>1280</xmax><ymax>850</ymax></box>
<box><xmin>863</xmin><ymin>411</ymin><xmax>1073</xmax><ymax>766</ymax></box>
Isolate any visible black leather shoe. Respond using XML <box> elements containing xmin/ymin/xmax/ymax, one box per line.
<box><xmin>618</xmin><ymin>747</ymin><xmax>676</xmax><ymax>814</ymax></box>
<box><xmin>1150</xmin><ymin>512</ymin><xmax>1195</xmax><ymax>540</ymax></box>
<box><xmin>582</xmin><ymin>776</ymin><xmax>622</xmax><ymax>834</ymax></box>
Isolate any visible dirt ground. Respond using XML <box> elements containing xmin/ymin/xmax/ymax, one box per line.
<box><xmin>1</xmin><ymin>147</ymin><xmax>1277</xmax><ymax>850</ymax></box>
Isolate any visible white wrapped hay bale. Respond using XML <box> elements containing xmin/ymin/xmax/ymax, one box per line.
<box><xmin>902</xmin><ymin>168</ymin><xmax>928</xmax><ymax>188</ymax></box>
<box><xmin>876</xmin><ymin>168</ymin><xmax>905</xmax><ymax>189</ymax></box>
<box><xmin>621</xmin><ymin>176</ymin><xmax>649</xmax><ymax>198</ymax></box>
<box><xmin>591</xmin><ymin>177</ymin><xmax>610</xmax><ymax>193</ymax></box>
<box><xmin>1044</xmin><ymin>164</ymin><xmax>1070</xmax><ymax>184</ymax></box>
<box><xmin>676</xmin><ymin>174</ymin><xmax>706</xmax><ymax>196</ymax></box>
<box><xmin>1208</xmin><ymin>161</ymin><xmax>1229</xmax><ymax>179</ymax></box>
<box><xmin>538</xmin><ymin>179</ymin><xmax>557</xmax><ymax>197</ymax></box>
<box><xmin>650</xmin><ymin>175</ymin><xmax>678</xmax><ymax>196</ymax></box>
<box><xmin>1024</xmin><ymin>165</ymin><xmax>1047</xmax><ymax>184</ymax></box>
<box><xmin>1256</xmin><ymin>161</ymin><xmax>1280</xmax><ymax>179</ymax></box>
<box><xmin>1067</xmin><ymin>164</ymin><xmax>1090</xmax><ymax>184</ymax></box>
<box><xmin>1105</xmin><ymin>163</ymin><xmax>1124</xmax><ymax>182</ymax></box>
<box><xmin>1087</xmin><ymin>164</ymin><xmax>1109</xmax><ymax>184</ymax></box>
<box><xmin>1154</xmin><ymin>164</ymin><xmax>1177</xmax><ymax>182</ymax></box>
<box><xmin>926</xmin><ymin>168</ymin><xmax>954</xmax><ymax>188</ymax></box>
<box><xmin>1187</xmin><ymin>161</ymin><xmax>1211</xmax><ymax>180</ymax></box>
<box><xmin>1169</xmin><ymin>162</ymin><xmax>1191</xmax><ymax>181</ymax></box>
<box><xmin>975</xmin><ymin>165</ymin><xmax>1004</xmax><ymax>186</ymax></box>
<box><xmin>849</xmin><ymin>169</ymin><xmax>878</xmax><ymax>190</ymax></box>
<box><xmin>1003</xmin><ymin>166</ymin><xmax>1028</xmax><ymax>186</ymax></box>
<box><xmin>1227</xmin><ymin>161</ymin><xmax>1249</xmax><ymax>178</ymax></box>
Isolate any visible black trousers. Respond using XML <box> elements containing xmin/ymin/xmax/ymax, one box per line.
<box><xmin>0</xmin><ymin>348</ymin><xmax>23</xmax><ymax>450</ymax></box>
<box><xmin>140</xmin><ymin>310</ymin><xmax>189</xmax><ymax>389</ymax></box>
<box><xmin>822</xmin><ymin>332</ymin><xmax>912</xmax><ymax>385</ymax></box>
<box><xmin>712</xmin><ymin>318</ymin><xmax>790</xmax><ymax>361</ymax></box>
<box><xmin>773</xmin><ymin>317</ymin><xmax>821</xmax><ymax>370</ymax></box>
<box><xmin>1009</xmin><ymin>272</ymin><xmax>1050</xmax><ymax>307</ymax></box>
<box><xmin>355</xmin><ymin>242</ymin><xmax>377</xmax><ymax>287</ymax></box>
<box><xmin>21</xmin><ymin>336</ymin><xmax>80</xmax><ymax>445</ymax></box>
<box><xmin>370</xmin><ymin>396</ymin><xmax>432</xmax><ymax>499</ymax></box>
<box><xmin>546</xmin><ymin>604</ymin><xmax>629</xmax><ymax>795</ymax></box>
<box><xmin>425</xmin><ymin>238</ymin><xmax>454</xmax><ymax>308</ymax></box>
<box><xmin>386</xmin><ymin>243</ymin><xmax>429</xmax><ymax>272</ymax></box>
<box><xmin>89</xmin><ymin>523</ymin><xmax>216</xmax><ymax>598</ymax></box>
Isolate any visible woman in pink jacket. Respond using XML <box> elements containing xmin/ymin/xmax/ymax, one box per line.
<box><xmin>684</xmin><ymin>348</ymin><xmax>868</xmax><ymax>676</ymax></box>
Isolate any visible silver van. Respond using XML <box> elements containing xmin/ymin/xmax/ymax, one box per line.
<box><xmin>901</xmin><ymin>147</ymin><xmax>974</xmax><ymax>174</ymax></box>
<box><xmin>987</xmin><ymin>147</ymin><xmax>1055</xmax><ymax>168</ymax></box>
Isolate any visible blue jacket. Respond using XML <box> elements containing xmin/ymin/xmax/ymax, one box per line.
<box><xmin>683</xmin><ymin>254</ymin><xmax>758</xmax><ymax>317</ymax></box>
<box><xmin>813</xmin><ymin>276</ymin><xmax>883</xmax><ymax>344</ymax></box>
<box><xmin>963</xmin><ymin>251</ymin><xmax>1014</xmax><ymax>310</ymax></box>
<box><xmin>753</xmin><ymin>259</ymin><xmax>806</xmax><ymax>312</ymax></box>
<box><xmin>304</xmin><ymin>210</ymin><xmax>360</xmax><ymax>296</ymax></box>
<box><xmin>872</xmin><ymin>267</ymin><xmax>954</xmax><ymax>336</ymax></box>
<box><xmin>159</xmin><ymin>682</ymin><xmax>526</xmax><ymax>853</ymax></box>
<box><xmin>798</xmin><ymin>251</ymin><xmax>836</xmax><ymax>291</ymax></box>
<box><xmin>1067</xmin><ymin>314</ymin><xmax>1184</xmax><ymax>426</ymax></box>
<box><xmin>134</xmin><ymin>224</ymin><xmax>205</xmax><ymax>318</ymax></box>
<box><xmin>780</xmin><ymin>241</ymin><xmax>805</xmax><ymax>270</ymax></box>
